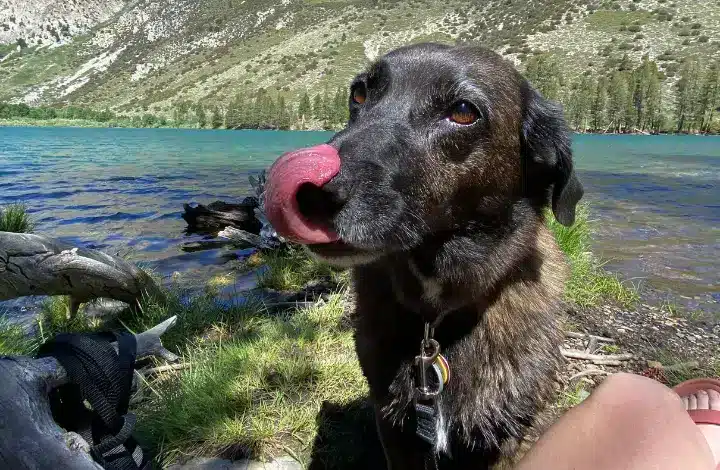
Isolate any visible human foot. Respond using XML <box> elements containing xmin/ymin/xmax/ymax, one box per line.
<box><xmin>683</xmin><ymin>388</ymin><xmax>720</xmax><ymax>466</ymax></box>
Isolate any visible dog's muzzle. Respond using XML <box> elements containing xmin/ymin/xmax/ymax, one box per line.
<box><xmin>264</xmin><ymin>144</ymin><xmax>343</xmax><ymax>244</ymax></box>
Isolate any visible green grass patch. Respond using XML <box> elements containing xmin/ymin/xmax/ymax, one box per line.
<box><xmin>0</xmin><ymin>316</ymin><xmax>35</xmax><ymax>356</ymax></box>
<box><xmin>256</xmin><ymin>246</ymin><xmax>342</xmax><ymax>291</ymax></box>
<box><xmin>649</xmin><ymin>350</ymin><xmax>720</xmax><ymax>387</ymax></box>
<box><xmin>135</xmin><ymin>291</ymin><xmax>366</xmax><ymax>465</ymax></box>
<box><xmin>554</xmin><ymin>381</ymin><xmax>590</xmax><ymax>410</ymax></box>
<box><xmin>547</xmin><ymin>204</ymin><xmax>638</xmax><ymax>307</ymax></box>
<box><xmin>0</xmin><ymin>203</ymin><xmax>34</xmax><ymax>233</ymax></box>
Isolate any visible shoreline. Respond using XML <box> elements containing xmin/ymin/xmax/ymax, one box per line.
<box><xmin>1</xmin><ymin>119</ymin><xmax>718</xmax><ymax>135</ymax></box>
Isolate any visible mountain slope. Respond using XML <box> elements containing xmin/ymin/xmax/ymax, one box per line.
<box><xmin>0</xmin><ymin>0</ymin><xmax>718</xmax><ymax>119</ymax></box>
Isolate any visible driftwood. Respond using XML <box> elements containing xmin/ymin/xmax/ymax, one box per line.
<box><xmin>564</xmin><ymin>331</ymin><xmax>615</xmax><ymax>343</ymax></box>
<box><xmin>218</xmin><ymin>226</ymin><xmax>281</xmax><ymax>249</ymax></box>
<box><xmin>0</xmin><ymin>315</ymin><xmax>177</xmax><ymax>470</ymax></box>
<box><xmin>561</xmin><ymin>348</ymin><xmax>634</xmax><ymax>366</ymax></box>
<box><xmin>182</xmin><ymin>198</ymin><xmax>262</xmax><ymax>234</ymax></box>
<box><xmin>568</xmin><ymin>369</ymin><xmax>613</xmax><ymax>383</ymax></box>
<box><xmin>0</xmin><ymin>232</ymin><xmax>163</xmax><ymax>318</ymax></box>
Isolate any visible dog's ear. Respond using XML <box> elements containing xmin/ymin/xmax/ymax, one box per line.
<box><xmin>520</xmin><ymin>83</ymin><xmax>584</xmax><ymax>227</ymax></box>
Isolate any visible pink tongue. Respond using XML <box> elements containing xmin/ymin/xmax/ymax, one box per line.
<box><xmin>264</xmin><ymin>144</ymin><xmax>341</xmax><ymax>244</ymax></box>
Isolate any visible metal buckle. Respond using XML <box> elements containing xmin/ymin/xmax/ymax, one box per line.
<box><xmin>415</xmin><ymin>324</ymin><xmax>442</xmax><ymax>401</ymax></box>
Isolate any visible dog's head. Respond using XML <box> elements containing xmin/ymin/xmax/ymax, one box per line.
<box><xmin>264</xmin><ymin>43</ymin><xmax>583</xmax><ymax>267</ymax></box>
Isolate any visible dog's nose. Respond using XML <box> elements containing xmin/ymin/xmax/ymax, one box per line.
<box><xmin>264</xmin><ymin>144</ymin><xmax>343</xmax><ymax>244</ymax></box>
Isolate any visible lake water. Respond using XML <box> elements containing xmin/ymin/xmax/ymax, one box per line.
<box><xmin>0</xmin><ymin>127</ymin><xmax>718</xmax><ymax>315</ymax></box>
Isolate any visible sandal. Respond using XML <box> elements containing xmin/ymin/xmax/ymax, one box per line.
<box><xmin>673</xmin><ymin>378</ymin><xmax>720</xmax><ymax>470</ymax></box>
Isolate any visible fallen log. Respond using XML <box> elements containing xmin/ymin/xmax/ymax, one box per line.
<box><xmin>0</xmin><ymin>315</ymin><xmax>177</xmax><ymax>470</ymax></box>
<box><xmin>564</xmin><ymin>331</ymin><xmax>615</xmax><ymax>343</ymax></box>
<box><xmin>0</xmin><ymin>232</ymin><xmax>163</xmax><ymax>318</ymax></box>
<box><xmin>182</xmin><ymin>198</ymin><xmax>262</xmax><ymax>234</ymax></box>
<box><xmin>218</xmin><ymin>226</ymin><xmax>281</xmax><ymax>249</ymax></box>
<box><xmin>561</xmin><ymin>348</ymin><xmax>634</xmax><ymax>366</ymax></box>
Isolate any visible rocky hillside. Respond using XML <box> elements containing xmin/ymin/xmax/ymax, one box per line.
<box><xmin>0</xmin><ymin>0</ymin><xmax>126</xmax><ymax>48</ymax></box>
<box><xmin>0</xmin><ymin>0</ymin><xmax>718</xmax><ymax>117</ymax></box>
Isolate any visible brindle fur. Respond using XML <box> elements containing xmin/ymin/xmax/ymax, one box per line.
<box><xmin>303</xmin><ymin>43</ymin><xmax>584</xmax><ymax>469</ymax></box>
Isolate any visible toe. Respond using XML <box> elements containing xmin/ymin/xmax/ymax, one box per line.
<box><xmin>708</xmin><ymin>389</ymin><xmax>720</xmax><ymax>410</ymax></box>
<box><xmin>696</xmin><ymin>390</ymin><xmax>710</xmax><ymax>410</ymax></box>
<box><xmin>688</xmin><ymin>393</ymin><xmax>698</xmax><ymax>410</ymax></box>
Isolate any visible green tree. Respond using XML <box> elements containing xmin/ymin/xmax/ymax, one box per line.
<box><xmin>173</xmin><ymin>101</ymin><xmax>191</xmax><ymax>124</ymax></box>
<box><xmin>297</xmin><ymin>92</ymin><xmax>312</xmax><ymax>124</ymax></box>
<box><xmin>607</xmin><ymin>71</ymin><xmax>630</xmax><ymax>132</ymax></box>
<box><xmin>675</xmin><ymin>58</ymin><xmax>701</xmax><ymax>132</ymax></box>
<box><xmin>696</xmin><ymin>60</ymin><xmax>720</xmax><ymax>132</ymax></box>
<box><xmin>524</xmin><ymin>53</ymin><xmax>563</xmax><ymax>101</ymax></box>
<box><xmin>211</xmin><ymin>105</ymin><xmax>223</xmax><ymax>129</ymax></box>
<box><xmin>313</xmin><ymin>94</ymin><xmax>323</xmax><ymax>119</ymax></box>
<box><xmin>225</xmin><ymin>94</ymin><xmax>243</xmax><ymax>129</ymax></box>
<box><xmin>630</xmin><ymin>58</ymin><xmax>663</xmax><ymax>131</ymax></box>
<box><xmin>193</xmin><ymin>103</ymin><xmax>207</xmax><ymax>128</ymax></box>
<box><xmin>332</xmin><ymin>86</ymin><xmax>348</xmax><ymax>125</ymax></box>
<box><xmin>567</xmin><ymin>75</ymin><xmax>595</xmax><ymax>131</ymax></box>
<box><xmin>322</xmin><ymin>88</ymin><xmax>333</xmax><ymax>128</ymax></box>
<box><xmin>263</xmin><ymin>94</ymin><xmax>277</xmax><ymax>128</ymax></box>
<box><xmin>277</xmin><ymin>95</ymin><xmax>291</xmax><ymax>129</ymax></box>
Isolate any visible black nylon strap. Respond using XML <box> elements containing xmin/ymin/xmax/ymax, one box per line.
<box><xmin>37</xmin><ymin>332</ymin><xmax>147</xmax><ymax>470</ymax></box>
<box><xmin>415</xmin><ymin>402</ymin><xmax>437</xmax><ymax>446</ymax></box>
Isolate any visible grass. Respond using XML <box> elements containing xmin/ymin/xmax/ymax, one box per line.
<box><xmin>554</xmin><ymin>381</ymin><xmax>591</xmax><ymax>410</ymax></box>
<box><xmin>649</xmin><ymin>349</ymin><xmax>720</xmax><ymax>387</ymax></box>
<box><xmin>256</xmin><ymin>245</ymin><xmax>343</xmax><ymax>291</ymax></box>
<box><xmin>0</xmin><ymin>203</ymin><xmax>34</xmax><ymax>233</ymax></box>
<box><xmin>547</xmin><ymin>204</ymin><xmax>638</xmax><ymax>307</ymax></box>
<box><xmin>0</xmin><ymin>317</ymin><xmax>35</xmax><ymax>356</ymax></box>
<box><xmin>135</xmin><ymin>292</ymin><xmax>366</xmax><ymax>465</ymax></box>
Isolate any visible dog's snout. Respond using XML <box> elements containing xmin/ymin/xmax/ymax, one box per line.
<box><xmin>264</xmin><ymin>144</ymin><xmax>342</xmax><ymax>244</ymax></box>
<box><xmin>295</xmin><ymin>181</ymin><xmax>346</xmax><ymax>226</ymax></box>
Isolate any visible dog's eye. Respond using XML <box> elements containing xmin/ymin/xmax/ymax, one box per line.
<box><xmin>352</xmin><ymin>85</ymin><xmax>367</xmax><ymax>105</ymax></box>
<box><xmin>449</xmin><ymin>101</ymin><xmax>479</xmax><ymax>125</ymax></box>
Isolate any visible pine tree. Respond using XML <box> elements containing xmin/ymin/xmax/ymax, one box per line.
<box><xmin>675</xmin><ymin>58</ymin><xmax>701</xmax><ymax>132</ymax></box>
<box><xmin>697</xmin><ymin>60</ymin><xmax>720</xmax><ymax>133</ymax></box>
<box><xmin>277</xmin><ymin>95</ymin><xmax>290</xmax><ymax>129</ymax></box>
<box><xmin>313</xmin><ymin>94</ymin><xmax>323</xmax><ymax>119</ymax></box>
<box><xmin>194</xmin><ymin>103</ymin><xmax>207</xmax><ymax>128</ymax></box>
<box><xmin>264</xmin><ymin>94</ymin><xmax>277</xmax><ymax>128</ymax></box>
<box><xmin>567</xmin><ymin>75</ymin><xmax>594</xmax><ymax>131</ymax></box>
<box><xmin>524</xmin><ymin>53</ymin><xmax>563</xmax><ymax>101</ymax></box>
<box><xmin>590</xmin><ymin>76</ymin><xmax>608</xmax><ymax>132</ymax></box>
<box><xmin>332</xmin><ymin>86</ymin><xmax>347</xmax><ymax>125</ymax></box>
<box><xmin>297</xmin><ymin>92</ymin><xmax>312</xmax><ymax>122</ymax></box>
<box><xmin>607</xmin><ymin>71</ymin><xmax>629</xmax><ymax>132</ymax></box>
<box><xmin>211</xmin><ymin>105</ymin><xmax>223</xmax><ymax>129</ymax></box>
<box><xmin>172</xmin><ymin>101</ymin><xmax>190</xmax><ymax>124</ymax></box>
<box><xmin>322</xmin><ymin>87</ymin><xmax>332</xmax><ymax>128</ymax></box>
<box><xmin>631</xmin><ymin>58</ymin><xmax>662</xmax><ymax>131</ymax></box>
<box><xmin>225</xmin><ymin>94</ymin><xmax>243</xmax><ymax>129</ymax></box>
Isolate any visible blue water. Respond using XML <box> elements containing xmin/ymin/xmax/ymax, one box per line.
<box><xmin>0</xmin><ymin>128</ymin><xmax>718</xmax><ymax>313</ymax></box>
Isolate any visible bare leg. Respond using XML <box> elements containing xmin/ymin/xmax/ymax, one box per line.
<box><xmin>515</xmin><ymin>373</ymin><xmax>717</xmax><ymax>470</ymax></box>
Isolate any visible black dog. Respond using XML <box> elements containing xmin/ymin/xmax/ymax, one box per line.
<box><xmin>264</xmin><ymin>43</ymin><xmax>583</xmax><ymax>469</ymax></box>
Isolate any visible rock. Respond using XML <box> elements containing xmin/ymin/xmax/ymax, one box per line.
<box><xmin>248</xmin><ymin>457</ymin><xmax>302</xmax><ymax>470</ymax></box>
<box><xmin>168</xmin><ymin>457</ymin><xmax>248</xmax><ymax>469</ymax></box>
<box><xmin>168</xmin><ymin>457</ymin><xmax>301</xmax><ymax>470</ymax></box>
